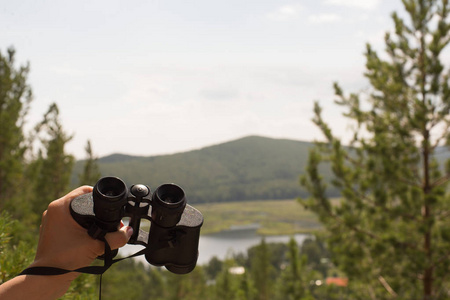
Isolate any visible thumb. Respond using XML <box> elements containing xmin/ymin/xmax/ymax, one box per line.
<box><xmin>105</xmin><ymin>226</ymin><xmax>133</xmax><ymax>250</ymax></box>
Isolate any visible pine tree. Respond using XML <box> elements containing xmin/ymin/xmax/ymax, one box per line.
<box><xmin>276</xmin><ymin>238</ymin><xmax>310</xmax><ymax>300</ymax></box>
<box><xmin>0</xmin><ymin>48</ymin><xmax>32</xmax><ymax>208</ymax></box>
<box><xmin>301</xmin><ymin>0</ymin><xmax>450</xmax><ymax>298</ymax></box>
<box><xmin>165</xmin><ymin>267</ymin><xmax>208</xmax><ymax>300</ymax></box>
<box><xmin>250</xmin><ymin>239</ymin><xmax>275</xmax><ymax>300</ymax></box>
<box><xmin>32</xmin><ymin>103</ymin><xmax>74</xmax><ymax>215</ymax></box>
<box><xmin>78</xmin><ymin>140</ymin><xmax>101</xmax><ymax>186</ymax></box>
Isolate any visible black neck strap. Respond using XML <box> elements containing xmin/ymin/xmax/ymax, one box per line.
<box><xmin>19</xmin><ymin>223</ymin><xmax>147</xmax><ymax>276</ymax></box>
<box><xmin>18</xmin><ymin>224</ymin><xmax>148</xmax><ymax>300</ymax></box>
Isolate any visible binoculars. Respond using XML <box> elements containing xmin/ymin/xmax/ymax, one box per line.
<box><xmin>69</xmin><ymin>176</ymin><xmax>203</xmax><ymax>274</ymax></box>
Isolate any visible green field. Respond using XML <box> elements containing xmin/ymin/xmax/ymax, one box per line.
<box><xmin>195</xmin><ymin>199</ymin><xmax>322</xmax><ymax>235</ymax></box>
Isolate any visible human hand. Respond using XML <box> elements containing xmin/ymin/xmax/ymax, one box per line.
<box><xmin>0</xmin><ymin>186</ymin><xmax>133</xmax><ymax>300</ymax></box>
<box><xmin>30</xmin><ymin>185</ymin><xmax>133</xmax><ymax>273</ymax></box>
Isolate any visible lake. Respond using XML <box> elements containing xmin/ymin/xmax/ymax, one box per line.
<box><xmin>197</xmin><ymin>227</ymin><xmax>309</xmax><ymax>264</ymax></box>
<box><xmin>119</xmin><ymin>226</ymin><xmax>309</xmax><ymax>266</ymax></box>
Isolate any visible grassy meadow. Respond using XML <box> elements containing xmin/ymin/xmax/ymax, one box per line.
<box><xmin>195</xmin><ymin>198</ymin><xmax>322</xmax><ymax>235</ymax></box>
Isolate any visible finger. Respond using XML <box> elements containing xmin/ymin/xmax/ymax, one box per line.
<box><xmin>63</xmin><ymin>186</ymin><xmax>93</xmax><ymax>203</ymax></box>
<box><xmin>45</xmin><ymin>186</ymin><xmax>92</xmax><ymax>216</ymax></box>
<box><xmin>46</xmin><ymin>186</ymin><xmax>94</xmax><ymax>212</ymax></box>
<box><xmin>105</xmin><ymin>226</ymin><xmax>133</xmax><ymax>250</ymax></box>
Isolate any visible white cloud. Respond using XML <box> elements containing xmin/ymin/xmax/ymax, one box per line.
<box><xmin>308</xmin><ymin>13</ymin><xmax>342</xmax><ymax>24</ymax></box>
<box><xmin>267</xmin><ymin>4</ymin><xmax>303</xmax><ymax>21</ymax></box>
<box><xmin>324</xmin><ymin>0</ymin><xmax>381</xmax><ymax>10</ymax></box>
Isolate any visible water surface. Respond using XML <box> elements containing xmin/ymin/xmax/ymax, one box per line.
<box><xmin>120</xmin><ymin>227</ymin><xmax>309</xmax><ymax>266</ymax></box>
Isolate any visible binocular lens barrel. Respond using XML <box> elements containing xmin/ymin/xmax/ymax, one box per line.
<box><xmin>151</xmin><ymin>184</ymin><xmax>186</xmax><ymax>227</ymax></box>
<box><xmin>96</xmin><ymin>177</ymin><xmax>127</xmax><ymax>199</ymax></box>
<box><xmin>155</xmin><ymin>184</ymin><xmax>185</xmax><ymax>206</ymax></box>
<box><xmin>93</xmin><ymin>177</ymin><xmax>128</xmax><ymax>231</ymax></box>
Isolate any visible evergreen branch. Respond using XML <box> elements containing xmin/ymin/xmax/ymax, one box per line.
<box><xmin>378</xmin><ymin>275</ymin><xmax>399</xmax><ymax>297</ymax></box>
<box><xmin>325</xmin><ymin>202</ymin><xmax>417</xmax><ymax>250</ymax></box>
<box><xmin>430</xmin><ymin>174</ymin><xmax>449</xmax><ymax>188</ymax></box>
<box><xmin>358</xmin><ymin>191</ymin><xmax>420</xmax><ymax>222</ymax></box>
<box><xmin>341</xmin><ymin>149</ymin><xmax>422</xmax><ymax>188</ymax></box>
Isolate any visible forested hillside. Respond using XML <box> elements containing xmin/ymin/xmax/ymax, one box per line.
<box><xmin>71</xmin><ymin>136</ymin><xmax>336</xmax><ymax>203</ymax></box>
<box><xmin>71</xmin><ymin>135</ymin><xmax>450</xmax><ymax>204</ymax></box>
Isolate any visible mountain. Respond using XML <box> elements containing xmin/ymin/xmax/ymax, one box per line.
<box><xmin>71</xmin><ymin>135</ymin><xmax>450</xmax><ymax>204</ymax></box>
<box><xmin>71</xmin><ymin>136</ymin><xmax>333</xmax><ymax>203</ymax></box>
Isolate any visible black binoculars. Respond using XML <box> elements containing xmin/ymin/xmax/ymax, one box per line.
<box><xmin>69</xmin><ymin>176</ymin><xmax>203</xmax><ymax>274</ymax></box>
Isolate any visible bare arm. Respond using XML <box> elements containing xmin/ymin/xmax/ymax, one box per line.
<box><xmin>0</xmin><ymin>186</ymin><xmax>133</xmax><ymax>300</ymax></box>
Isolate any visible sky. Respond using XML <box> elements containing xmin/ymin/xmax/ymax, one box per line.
<box><xmin>1</xmin><ymin>0</ymin><xmax>406</xmax><ymax>159</ymax></box>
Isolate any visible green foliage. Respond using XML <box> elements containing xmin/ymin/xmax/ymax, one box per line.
<box><xmin>0</xmin><ymin>47</ymin><xmax>97</xmax><ymax>298</ymax></box>
<box><xmin>36</xmin><ymin>234</ymin><xmax>347</xmax><ymax>299</ymax></box>
<box><xmin>0</xmin><ymin>212</ymin><xmax>35</xmax><ymax>284</ymax></box>
<box><xmin>101</xmin><ymin>259</ymin><xmax>160</xmax><ymax>299</ymax></box>
<box><xmin>300</xmin><ymin>237</ymin><xmax>330</xmax><ymax>277</ymax></box>
<box><xmin>100</xmin><ymin>258</ymin><xmax>209</xmax><ymax>300</ymax></box>
<box><xmin>165</xmin><ymin>267</ymin><xmax>208</xmax><ymax>300</ymax></box>
<box><xmin>249</xmin><ymin>239</ymin><xmax>276</xmax><ymax>300</ymax></box>
<box><xmin>214</xmin><ymin>259</ymin><xmax>248</xmax><ymax>300</ymax></box>
<box><xmin>78</xmin><ymin>140</ymin><xmax>101</xmax><ymax>186</ymax></box>
<box><xmin>32</xmin><ymin>103</ymin><xmax>74</xmax><ymax>215</ymax></box>
<box><xmin>62</xmin><ymin>274</ymin><xmax>98</xmax><ymax>300</ymax></box>
<box><xmin>301</xmin><ymin>0</ymin><xmax>450</xmax><ymax>298</ymax></box>
<box><xmin>275</xmin><ymin>238</ymin><xmax>309</xmax><ymax>300</ymax></box>
<box><xmin>0</xmin><ymin>48</ymin><xmax>38</xmax><ymax>285</ymax></box>
<box><xmin>70</xmin><ymin>136</ymin><xmax>338</xmax><ymax>203</ymax></box>
<box><xmin>204</xmin><ymin>256</ymin><xmax>224</xmax><ymax>280</ymax></box>
<box><xmin>196</xmin><ymin>198</ymin><xmax>321</xmax><ymax>235</ymax></box>
<box><xmin>0</xmin><ymin>47</ymin><xmax>32</xmax><ymax>209</ymax></box>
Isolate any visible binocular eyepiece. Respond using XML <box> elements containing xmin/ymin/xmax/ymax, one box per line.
<box><xmin>70</xmin><ymin>176</ymin><xmax>203</xmax><ymax>274</ymax></box>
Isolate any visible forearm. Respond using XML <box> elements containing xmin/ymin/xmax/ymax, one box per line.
<box><xmin>0</xmin><ymin>273</ymin><xmax>76</xmax><ymax>300</ymax></box>
<box><xmin>0</xmin><ymin>185</ymin><xmax>132</xmax><ymax>299</ymax></box>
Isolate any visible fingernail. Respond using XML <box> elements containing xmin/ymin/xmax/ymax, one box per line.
<box><xmin>126</xmin><ymin>226</ymin><xmax>134</xmax><ymax>239</ymax></box>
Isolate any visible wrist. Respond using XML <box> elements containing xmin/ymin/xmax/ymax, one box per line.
<box><xmin>0</xmin><ymin>272</ymin><xmax>76</xmax><ymax>300</ymax></box>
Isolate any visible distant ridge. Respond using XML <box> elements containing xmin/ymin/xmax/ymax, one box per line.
<box><xmin>99</xmin><ymin>153</ymin><xmax>146</xmax><ymax>163</ymax></box>
<box><xmin>70</xmin><ymin>135</ymin><xmax>335</xmax><ymax>203</ymax></box>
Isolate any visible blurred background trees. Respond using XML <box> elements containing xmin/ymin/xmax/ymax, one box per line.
<box><xmin>0</xmin><ymin>48</ymin><xmax>32</xmax><ymax>213</ymax></box>
<box><xmin>31</xmin><ymin>103</ymin><xmax>74</xmax><ymax>216</ymax></box>
<box><xmin>78</xmin><ymin>140</ymin><xmax>101</xmax><ymax>186</ymax></box>
<box><xmin>0</xmin><ymin>47</ymin><xmax>100</xmax><ymax>298</ymax></box>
